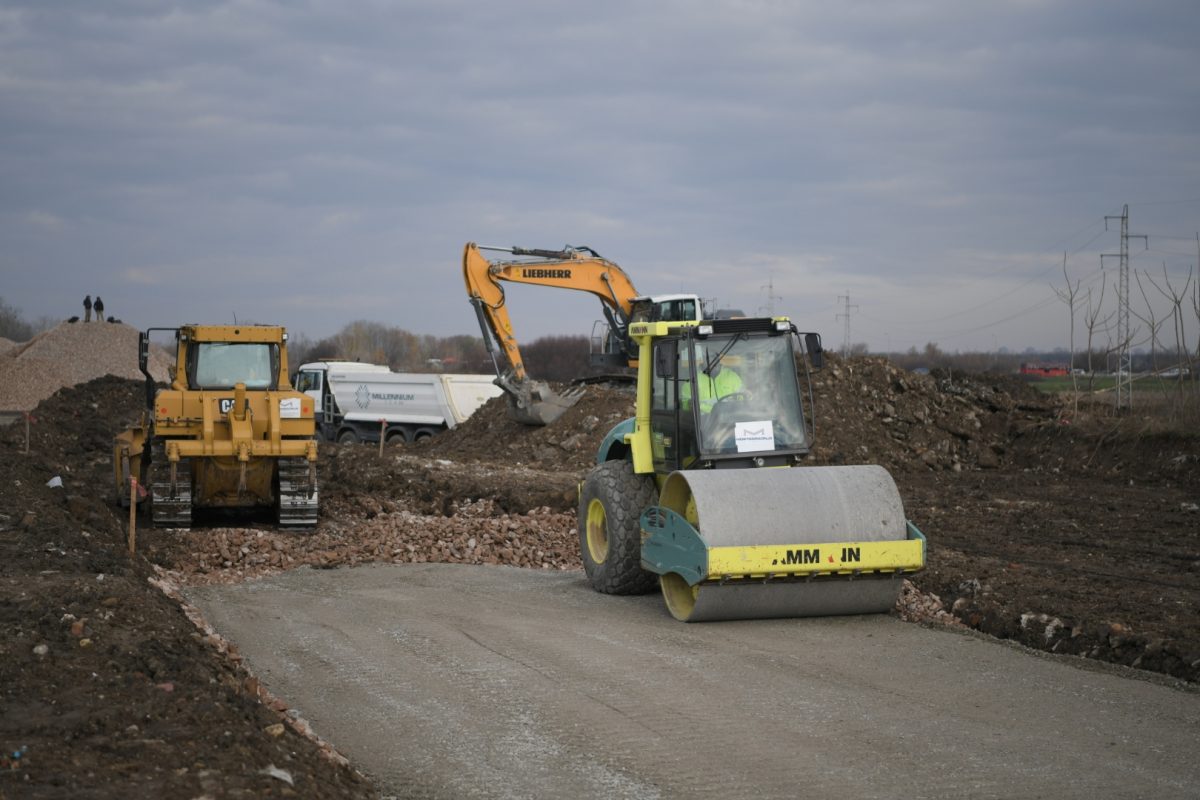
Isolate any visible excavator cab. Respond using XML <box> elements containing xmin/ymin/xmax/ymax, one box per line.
<box><xmin>592</xmin><ymin>293</ymin><xmax>703</xmax><ymax>369</ymax></box>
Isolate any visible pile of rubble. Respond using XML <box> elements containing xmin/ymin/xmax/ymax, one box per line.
<box><xmin>806</xmin><ymin>357</ymin><xmax>1062</xmax><ymax>472</ymax></box>
<box><xmin>160</xmin><ymin>499</ymin><xmax>578</xmax><ymax>587</ymax></box>
<box><xmin>419</xmin><ymin>383</ymin><xmax>636</xmax><ymax>471</ymax></box>
<box><xmin>419</xmin><ymin>356</ymin><xmax>1062</xmax><ymax>475</ymax></box>
<box><xmin>0</xmin><ymin>321</ymin><xmax>171</xmax><ymax>412</ymax></box>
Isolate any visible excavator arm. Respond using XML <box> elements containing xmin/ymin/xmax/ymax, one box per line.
<box><xmin>464</xmin><ymin>242</ymin><xmax>644</xmax><ymax>425</ymax></box>
<box><xmin>463</xmin><ymin>241</ymin><xmax>703</xmax><ymax>425</ymax></box>
<box><xmin>463</xmin><ymin>242</ymin><xmax>641</xmax><ymax>378</ymax></box>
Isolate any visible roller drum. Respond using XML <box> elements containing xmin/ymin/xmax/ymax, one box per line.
<box><xmin>658</xmin><ymin>466</ymin><xmax>909</xmax><ymax>622</ymax></box>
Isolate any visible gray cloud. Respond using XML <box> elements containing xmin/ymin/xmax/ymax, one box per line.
<box><xmin>2</xmin><ymin>0</ymin><xmax>1197</xmax><ymax>353</ymax></box>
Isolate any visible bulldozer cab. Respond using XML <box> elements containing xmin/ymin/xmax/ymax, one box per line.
<box><xmin>648</xmin><ymin>320</ymin><xmax>812</xmax><ymax>471</ymax></box>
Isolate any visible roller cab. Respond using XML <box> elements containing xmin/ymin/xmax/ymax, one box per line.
<box><xmin>578</xmin><ymin>316</ymin><xmax>927</xmax><ymax>622</ymax></box>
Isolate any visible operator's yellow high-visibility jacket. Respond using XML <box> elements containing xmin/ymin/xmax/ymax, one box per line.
<box><xmin>681</xmin><ymin>368</ymin><xmax>744</xmax><ymax>412</ymax></box>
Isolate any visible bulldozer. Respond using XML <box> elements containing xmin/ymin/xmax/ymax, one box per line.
<box><xmin>578</xmin><ymin>315</ymin><xmax>926</xmax><ymax>621</ymax></box>
<box><xmin>463</xmin><ymin>242</ymin><xmax>702</xmax><ymax>425</ymax></box>
<box><xmin>112</xmin><ymin>325</ymin><xmax>319</xmax><ymax>528</ymax></box>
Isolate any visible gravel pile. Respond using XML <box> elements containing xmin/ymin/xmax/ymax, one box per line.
<box><xmin>0</xmin><ymin>322</ymin><xmax>170</xmax><ymax>411</ymax></box>
<box><xmin>165</xmin><ymin>499</ymin><xmax>579</xmax><ymax>586</ymax></box>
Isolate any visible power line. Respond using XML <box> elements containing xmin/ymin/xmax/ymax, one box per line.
<box><xmin>1101</xmin><ymin>204</ymin><xmax>1147</xmax><ymax>411</ymax></box>
<box><xmin>836</xmin><ymin>293</ymin><xmax>858</xmax><ymax>358</ymax></box>
<box><xmin>1129</xmin><ymin>196</ymin><xmax>1200</xmax><ymax>207</ymax></box>
<box><xmin>865</xmin><ymin>224</ymin><xmax>1111</xmax><ymax>328</ymax></box>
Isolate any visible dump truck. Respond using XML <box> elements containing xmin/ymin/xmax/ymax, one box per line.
<box><xmin>578</xmin><ymin>315</ymin><xmax>926</xmax><ymax>621</ymax></box>
<box><xmin>294</xmin><ymin>360</ymin><xmax>504</xmax><ymax>444</ymax></box>
<box><xmin>463</xmin><ymin>242</ymin><xmax>702</xmax><ymax>425</ymax></box>
<box><xmin>112</xmin><ymin>325</ymin><xmax>319</xmax><ymax>528</ymax></box>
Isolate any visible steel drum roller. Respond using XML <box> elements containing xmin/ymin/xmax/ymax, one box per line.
<box><xmin>657</xmin><ymin>466</ymin><xmax>910</xmax><ymax>622</ymax></box>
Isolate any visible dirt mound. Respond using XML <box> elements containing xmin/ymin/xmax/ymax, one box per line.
<box><xmin>418</xmin><ymin>383</ymin><xmax>636</xmax><ymax>471</ymax></box>
<box><xmin>0</xmin><ymin>321</ymin><xmax>171</xmax><ymax>411</ymax></box>
<box><xmin>0</xmin><ymin>379</ymin><xmax>372</xmax><ymax>797</ymax></box>
<box><xmin>417</xmin><ymin>358</ymin><xmax>1063</xmax><ymax>476</ymax></box>
<box><xmin>807</xmin><ymin>356</ymin><xmax>1061</xmax><ymax>472</ymax></box>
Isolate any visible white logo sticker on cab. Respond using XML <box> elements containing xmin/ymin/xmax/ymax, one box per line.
<box><xmin>279</xmin><ymin>397</ymin><xmax>302</xmax><ymax>419</ymax></box>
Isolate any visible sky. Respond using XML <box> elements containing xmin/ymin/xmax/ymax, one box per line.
<box><xmin>2</xmin><ymin>0</ymin><xmax>1199</xmax><ymax>355</ymax></box>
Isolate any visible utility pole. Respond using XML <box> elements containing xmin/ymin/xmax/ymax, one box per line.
<box><xmin>760</xmin><ymin>275</ymin><xmax>782</xmax><ymax>317</ymax></box>
<box><xmin>836</xmin><ymin>292</ymin><xmax>858</xmax><ymax>359</ymax></box>
<box><xmin>1101</xmin><ymin>204</ymin><xmax>1148</xmax><ymax>411</ymax></box>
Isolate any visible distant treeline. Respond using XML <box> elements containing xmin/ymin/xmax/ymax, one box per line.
<box><xmin>870</xmin><ymin>341</ymin><xmax>1195</xmax><ymax>376</ymax></box>
<box><xmin>291</xmin><ymin>320</ymin><xmax>597</xmax><ymax>381</ymax></box>
<box><xmin>0</xmin><ymin>296</ymin><xmax>56</xmax><ymax>341</ymax></box>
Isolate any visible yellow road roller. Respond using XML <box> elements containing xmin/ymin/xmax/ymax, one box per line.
<box><xmin>577</xmin><ymin>316</ymin><xmax>925</xmax><ymax>621</ymax></box>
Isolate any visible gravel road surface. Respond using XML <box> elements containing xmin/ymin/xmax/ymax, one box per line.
<box><xmin>186</xmin><ymin>563</ymin><xmax>1200</xmax><ymax>800</ymax></box>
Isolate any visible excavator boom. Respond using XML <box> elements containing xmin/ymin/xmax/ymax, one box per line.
<box><xmin>463</xmin><ymin>241</ymin><xmax>696</xmax><ymax>425</ymax></box>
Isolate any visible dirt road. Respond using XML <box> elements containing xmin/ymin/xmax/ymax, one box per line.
<box><xmin>187</xmin><ymin>563</ymin><xmax>1200</xmax><ymax>800</ymax></box>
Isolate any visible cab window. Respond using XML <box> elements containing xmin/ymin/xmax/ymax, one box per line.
<box><xmin>190</xmin><ymin>343</ymin><xmax>278</xmax><ymax>390</ymax></box>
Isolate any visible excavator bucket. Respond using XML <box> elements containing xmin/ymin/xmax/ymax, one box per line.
<box><xmin>504</xmin><ymin>379</ymin><xmax>585</xmax><ymax>426</ymax></box>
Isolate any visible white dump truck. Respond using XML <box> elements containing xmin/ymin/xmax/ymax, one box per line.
<box><xmin>294</xmin><ymin>361</ymin><xmax>504</xmax><ymax>445</ymax></box>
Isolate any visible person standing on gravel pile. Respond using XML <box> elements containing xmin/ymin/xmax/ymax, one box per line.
<box><xmin>93</xmin><ymin>296</ymin><xmax>104</xmax><ymax>321</ymax></box>
<box><xmin>83</xmin><ymin>295</ymin><xmax>92</xmax><ymax>322</ymax></box>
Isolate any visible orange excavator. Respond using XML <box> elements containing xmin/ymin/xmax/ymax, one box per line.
<box><xmin>463</xmin><ymin>242</ymin><xmax>701</xmax><ymax>425</ymax></box>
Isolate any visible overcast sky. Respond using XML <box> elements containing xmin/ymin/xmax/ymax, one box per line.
<box><xmin>3</xmin><ymin>0</ymin><xmax>1198</xmax><ymax>354</ymax></box>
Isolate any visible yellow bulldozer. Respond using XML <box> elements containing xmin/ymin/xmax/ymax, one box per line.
<box><xmin>112</xmin><ymin>325</ymin><xmax>319</xmax><ymax>528</ymax></box>
<box><xmin>578</xmin><ymin>315</ymin><xmax>926</xmax><ymax>621</ymax></box>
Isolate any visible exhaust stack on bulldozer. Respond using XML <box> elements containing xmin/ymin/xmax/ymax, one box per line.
<box><xmin>112</xmin><ymin>324</ymin><xmax>319</xmax><ymax>528</ymax></box>
<box><xmin>578</xmin><ymin>315</ymin><xmax>925</xmax><ymax>621</ymax></box>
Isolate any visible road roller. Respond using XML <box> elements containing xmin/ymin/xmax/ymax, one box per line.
<box><xmin>577</xmin><ymin>316</ymin><xmax>926</xmax><ymax>621</ymax></box>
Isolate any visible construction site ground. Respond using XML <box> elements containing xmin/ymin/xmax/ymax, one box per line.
<box><xmin>1</xmin><ymin>325</ymin><xmax>1197</xmax><ymax>797</ymax></box>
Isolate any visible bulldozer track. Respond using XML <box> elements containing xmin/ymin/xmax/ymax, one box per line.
<box><xmin>149</xmin><ymin>441</ymin><xmax>192</xmax><ymax>528</ymax></box>
<box><xmin>277</xmin><ymin>457</ymin><xmax>319</xmax><ymax>527</ymax></box>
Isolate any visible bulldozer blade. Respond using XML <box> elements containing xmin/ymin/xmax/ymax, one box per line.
<box><xmin>504</xmin><ymin>381</ymin><xmax>584</xmax><ymax>426</ymax></box>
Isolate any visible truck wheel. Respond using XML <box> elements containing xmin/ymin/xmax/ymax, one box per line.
<box><xmin>413</xmin><ymin>427</ymin><xmax>437</xmax><ymax>442</ymax></box>
<box><xmin>385</xmin><ymin>429</ymin><xmax>409</xmax><ymax>445</ymax></box>
<box><xmin>337</xmin><ymin>429</ymin><xmax>359</xmax><ymax>445</ymax></box>
<box><xmin>578</xmin><ymin>459</ymin><xmax>658</xmax><ymax>595</ymax></box>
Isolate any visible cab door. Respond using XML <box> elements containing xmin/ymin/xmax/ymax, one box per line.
<box><xmin>649</xmin><ymin>339</ymin><xmax>679</xmax><ymax>472</ymax></box>
<box><xmin>650</xmin><ymin>338</ymin><xmax>700</xmax><ymax>471</ymax></box>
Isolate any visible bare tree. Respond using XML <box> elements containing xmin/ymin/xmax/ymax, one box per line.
<box><xmin>1132</xmin><ymin>268</ymin><xmax>1167</xmax><ymax>400</ymax></box>
<box><xmin>1082</xmin><ymin>274</ymin><xmax>1113</xmax><ymax>394</ymax></box>
<box><xmin>1194</xmin><ymin>235</ymin><xmax>1200</xmax><ymax>378</ymax></box>
<box><xmin>1142</xmin><ymin>263</ymin><xmax>1195</xmax><ymax>411</ymax></box>
<box><xmin>1052</xmin><ymin>252</ymin><xmax>1081</xmax><ymax>414</ymax></box>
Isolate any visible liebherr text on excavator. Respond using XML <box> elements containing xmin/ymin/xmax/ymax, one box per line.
<box><xmin>463</xmin><ymin>242</ymin><xmax>700</xmax><ymax>425</ymax></box>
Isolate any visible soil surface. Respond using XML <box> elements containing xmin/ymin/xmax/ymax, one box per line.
<box><xmin>2</xmin><ymin>351</ymin><xmax>1197</xmax><ymax>797</ymax></box>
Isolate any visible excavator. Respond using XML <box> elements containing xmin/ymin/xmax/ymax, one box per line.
<box><xmin>578</xmin><ymin>314</ymin><xmax>926</xmax><ymax>621</ymax></box>
<box><xmin>463</xmin><ymin>242</ymin><xmax>701</xmax><ymax>425</ymax></box>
